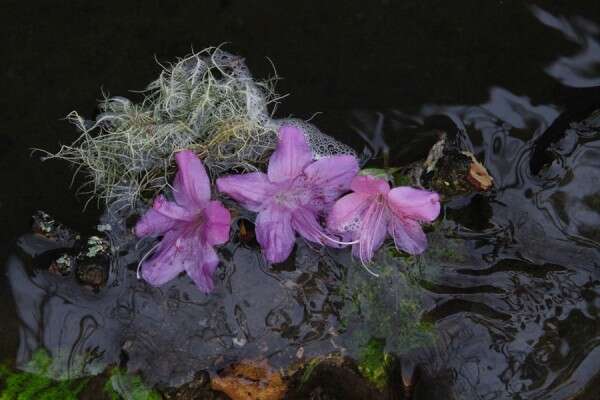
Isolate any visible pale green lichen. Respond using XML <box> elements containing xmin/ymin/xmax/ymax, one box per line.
<box><xmin>85</xmin><ymin>236</ymin><xmax>109</xmax><ymax>258</ymax></box>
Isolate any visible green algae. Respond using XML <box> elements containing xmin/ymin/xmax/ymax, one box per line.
<box><xmin>340</xmin><ymin>258</ymin><xmax>436</xmax><ymax>357</ymax></box>
<box><xmin>392</xmin><ymin>172</ymin><xmax>413</xmax><ymax>186</ymax></box>
<box><xmin>104</xmin><ymin>368</ymin><xmax>161</xmax><ymax>400</ymax></box>
<box><xmin>357</xmin><ymin>338</ymin><xmax>392</xmax><ymax>390</ymax></box>
<box><xmin>299</xmin><ymin>358</ymin><xmax>321</xmax><ymax>388</ymax></box>
<box><xmin>0</xmin><ymin>350</ymin><xmax>88</xmax><ymax>400</ymax></box>
<box><xmin>0</xmin><ymin>351</ymin><xmax>162</xmax><ymax>400</ymax></box>
<box><xmin>358</xmin><ymin>167</ymin><xmax>400</xmax><ymax>181</ymax></box>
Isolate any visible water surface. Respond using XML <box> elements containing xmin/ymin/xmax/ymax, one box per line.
<box><xmin>3</xmin><ymin>3</ymin><xmax>600</xmax><ymax>399</ymax></box>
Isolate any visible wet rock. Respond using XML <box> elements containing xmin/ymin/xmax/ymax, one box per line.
<box><xmin>163</xmin><ymin>371</ymin><xmax>227</xmax><ymax>400</ymax></box>
<box><xmin>48</xmin><ymin>254</ymin><xmax>74</xmax><ymax>276</ymax></box>
<box><xmin>286</xmin><ymin>354</ymin><xmax>452</xmax><ymax>400</ymax></box>
<box><xmin>78</xmin><ymin>370</ymin><xmax>114</xmax><ymax>400</ymax></box>
<box><xmin>82</xmin><ymin>236</ymin><xmax>110</xmax><ymax>258</ymax></box>
<box><xmin>73</xmin><ymin>235</ymin><xmax>110</xmax><ymax>289</ymax></box>
<box><xmin>75</xmin><ymin>261</ymin><xmax>108</xmax><ymax>288</ymax></box>
<box><xmin>419</xmin><ymin>133</ymin><xmax>493</xmax><ymax>196</ymax></box>
<box><xmin>286</xmin><ymin>356</ymin><xmax>382</xmax><ymax>400</ymax></box>
<box><xmin>31</xmin><ymin>210</ymin><xmax>80</xmax><ymax>245</ymax></box>
<box><xmin>30</xmin><ymin>211</ymin><xmax>110</xmax><ymax>288</ymax></box>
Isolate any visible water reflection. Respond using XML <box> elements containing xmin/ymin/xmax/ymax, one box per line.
<box><xmin>6</xmin><ymin>214</ymin><xmax>354</xmax><ymax>386</ymax></box>
<box><xmin>532</xmin><ymin>5</ymin><xmax>600</xmax><ymax>88</ymax></box>
<box><xmin>350</xmin><ymin>81</ymin><xmax>600</xmax><ymax>398</ymax></box>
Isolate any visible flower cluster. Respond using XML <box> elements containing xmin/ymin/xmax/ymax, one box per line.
<box><xmin>135</xmin><ymin>125</ymin><xmax>440</xmax><ymax>292</ymax></box>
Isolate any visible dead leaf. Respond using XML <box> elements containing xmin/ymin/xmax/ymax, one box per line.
<box><xmin>211</xmin><ymin>360</ymin><xmax>287</xmax><ymax>400</ymax></box>
<box><xmin>462</xmin><ymin>151</ymin><xmax>493</xmax><ymax>191</ymax></box>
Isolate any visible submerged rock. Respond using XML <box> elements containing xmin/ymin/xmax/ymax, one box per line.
<box><xmin>48</xmin><ymin>254</ymin><xmax>74</xmax><ymax>276</ymax></box>
<box><xmin>74</xmin><ymin>236</ymin><xmax>110</xmax><ymax>289</ymax></box>
<box><xmin>30</xmin><ymin>213</ymin><xmax>111</xmax><ymax>289</ymax></box>
<box><xmin>31</xmin><ymin>210</ymin><xmax>80</xmax><ymax>246</ymax></box>
<box><xmin>413</xmin><ymin>133</ymin><xmax>493</xmax><ymax>197</ymax></box>
<box><xmin>163</xmin><ymin>371</ymin><xmax>226</xmax><ymax>400</ymax></box>
<box><xmin>75</xmin><ymin>261</ymin><xmax>108</xmax><ymax>289</ymax></box>
<box><xmin>286</xmin><ymin>356</ymin><xmax>381</xmax><ymax>400</ymax></box>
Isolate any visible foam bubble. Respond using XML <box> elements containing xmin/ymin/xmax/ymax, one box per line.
<box><xmin>270</xmin><ymin>118</ymin><xmax>357</xmax><ymax>160</ymax></box>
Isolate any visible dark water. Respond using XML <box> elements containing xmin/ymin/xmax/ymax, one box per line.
<box><xmin>3</xmin><ymin>2</ymin><xmax>600</xmax><ymax>399</ymax></box>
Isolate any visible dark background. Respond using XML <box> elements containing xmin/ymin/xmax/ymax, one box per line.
<box><xmin>1</xmin><ymin>0</ymin><xmax>600</xmax><ymax>358</ymax></box>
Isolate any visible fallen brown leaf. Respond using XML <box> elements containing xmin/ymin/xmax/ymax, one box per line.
<box><xmin>211</xmin><ymin>360</ymin><xmax>287</xmax><ymax>400</ymax></box>
<box><xmin>462</xmin><ymin>151</ymin><xmax>494</xmax><ymax>191</ymax></box>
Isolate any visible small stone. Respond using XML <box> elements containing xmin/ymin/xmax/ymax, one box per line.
<box><xmin>75</xmin><ymin>262</ymin><xmax>108</xmax><ymax>289</ymax></box>
<box><xmin>85</xmin><ymin>236</ymin><xmax>110</xmax><ymax>258</ymax></box>
<box><xmin>49</xmin><ymin>254</ymin><xmax>74</xmax><ymax>276</ymax></box>
<box><xmin>31</xmin><ymin>210</ymin><xmax>78</xmax><ymax>245</ymax></box>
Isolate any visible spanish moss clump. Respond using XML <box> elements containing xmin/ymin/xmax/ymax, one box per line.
<box><xmin>42</xmin><ymin>47</ymin><xmax>283</xmax><ymax>208</ymax></box>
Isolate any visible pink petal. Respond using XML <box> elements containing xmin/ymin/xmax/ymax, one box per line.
<box><xmin>388</xmin><ymin>217</ymin><xmax>427</xmax><ymax>255</ymax></box>
<box><xmin>353</xmin><ymin>200</ymin><xmax>389</xmax><ymax>263</ymax></box>
<box><xmin>185</xmin><ymin>243</ymin><xmax>220</xmax><ymax>293</ymax></box>
<box><xmin>216</xmin><ymin>172</ymin><xmax>272</xmax><ymax>212</ymax></box>
<box><xmin>327</xmin><ymin>192</ymin><xmax>372</xmax><ymax>233</ymax></box>
<box><xmin>268</xmin><ymin>125</ymin><xmax>313</xmax><ymax>183</ymax></box>
<box><xmin>202</xmin><ymin>200</ymin><xmax>231</xmax><ymax>246</ymax></box>
<box><xmin>140</xmin><ymin>229</ymin><xmax>188</xmax><ymax>286</ymax></box>
<box><xmin>153</xmin><ymin>195</ymin><xmax>195</xmax><ymax>221</ymax></box>
<box><xmin>350</xmin><ymin>175</ymin><xmax>390</xmax><ymax>195</ymax></box>
<box><xmin>303</xmin><ymin>155</ymin><xmax>359</xmax><ymax>203</ymax></box>
<box><xmin>387</xmin><ymin>187</ymin><xmax>440</xmax><ymax>222</ymax></box>
<box><xmin>172</xmin><ymin>150</ymin><xmax>211</xmax><ymax>208</ymax></box>
<box><xmin>134</xmin><ymin>208</ymin><xmax>176</xmax><ymax>237</ymax></box>
<box><xmin>291</xmin><ymin>207</ymin><xmax>326</xmax><ymax>244</ymax></box>
<box><xmin>255</xmin><ymin>206</ymin><xmax>296</xmax><ymax>263</ymax></box>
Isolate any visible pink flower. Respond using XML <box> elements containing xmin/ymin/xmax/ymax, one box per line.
<box><xmin>327</xmin><ymin>175</ymin><xmax>440</xmax><ymax>267</ymax></box>
<box><xmin>217</xmin><ymin>125</ymin><xmax>359</xmax><ymax>263</ymax></box>
<box><xmin>135</xmin><ymin>150</ymin><xmax>231</xmax><ymax>293</ymax></box>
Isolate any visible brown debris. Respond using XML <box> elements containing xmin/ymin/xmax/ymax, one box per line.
<box><xmin>462</xmin><ymin>151</ymin><xmax>494</xmax><ymax>191</ymax></box>
<box><xmin>238</xmin><ymin>219</ymin><xmax>256</xmax><ymax>244</ymax></box>
<box><xmin>211</xmin><ymin>360</ymin><xmax>287</xmax><ymax>400</ymax></box>
<box><xmin>286</xmin><ymin>356</ymin><xmax>383</xmax><ymax>400</ymax></box>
